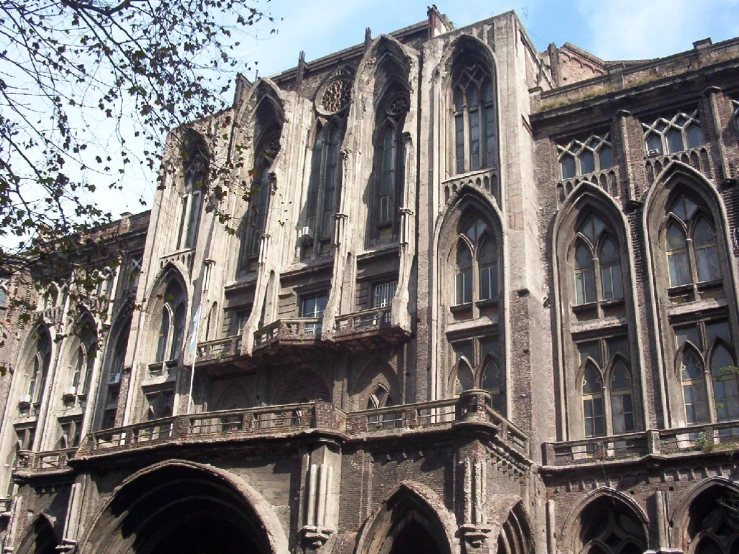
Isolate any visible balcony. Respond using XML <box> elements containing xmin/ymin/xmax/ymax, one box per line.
<box><xmin>542</xmin><ymin>420</ymin><xmax>739</xmax><ymax>467</ymax></box>
<box><xmin>15</xmin><ymin>448</ymin><xmax>77</xmax><ymax>477</ymax></box>
<box><xmin>195</xmin><ymin>335</ymin><xmax>254</xmax><ymax>374</ymax></box>
<box><xmin>442</xmin><ymin>167</ymin><xmax>499</xmax><ymax>205</ymax></box>
<box><xmin>65</xmin><ymin>392</ymin><xmax>528</xmax><ymax>464</ymax></box>
<box><xmin>332</xmin><ymin>307</ymin><xmax>411</xmax><ymax>350</ymax></box>
<box><xmin>251</xmin><ymin>318</ymin><xmax>327</xmax><ymax>364</ymax></box>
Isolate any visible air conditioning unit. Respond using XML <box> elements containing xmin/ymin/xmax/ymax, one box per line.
<box><xmin>19</xmin><ymin>394</ymin><xmax>31</xmax><ymax>405</ymax></box>
<box><xmin>647</xmin><ymin>149</ymin><xmax>661</xmax><ymax>157</ymax></box>
<box><xmin>109</xmin><ymin>373</ymin><xmax>121</xmax><ymax>385</ymax></box>
<box><xmin>301</xmin><ymin>226</ymin><xmax>314</xmax><ymax>240</ymax></box>
<box><xmin>63</xmin><ymin>386</ymin><xmax>77</xmax><ymax>400</ymax></box>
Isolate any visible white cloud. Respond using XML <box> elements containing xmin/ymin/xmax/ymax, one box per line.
<box><xmin>576</xmin><ymin>0</ymin><xmax>739</xmax><ymax>60</ymax></box>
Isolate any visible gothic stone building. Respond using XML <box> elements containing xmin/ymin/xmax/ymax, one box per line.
<box><xmin>1</xmin><ymin>8</ymin><xmax>739</xmax><ymax>554</ymax></box>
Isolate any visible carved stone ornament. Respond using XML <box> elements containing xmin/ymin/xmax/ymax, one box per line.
<box><xmin>316</xmin><ymin>75</ymin><xmax>353</xmax><ymax>116</ymax></box>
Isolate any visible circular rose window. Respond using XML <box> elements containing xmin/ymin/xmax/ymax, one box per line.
<box><xmin>318</xmin><ymin>78</ymin><xmax>352</xmax><ymax>115</ymax></box>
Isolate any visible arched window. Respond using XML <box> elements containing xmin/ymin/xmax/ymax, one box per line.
<box><xmin>100</xmin><ymin>318</ymin><xmax>130</xmax><ymax>430</ymax></box>
<box><xmin>452</xmin><ymin>214</ymin><xmax>498</xmax><ymax>307</ymax></box>
<box><xmin>238</xmin><ymin>127</ymin><xmax>281</xmax><ymax>273</ymax></box>
<box><xmin>684</xmin><ymin>487</ymin><xmax>739</xmax><ymax>554</ymax></box>
<box><xmin>25</xmin><ymin>330</ymin><xmax>51</xmax><ymax>406</ymax></box>
<box><xmin>664</xmin><ymin>194</ymin><xmax>721</xmax><ymax>288</ymax></box>
<box><xmin>372</xmin><ymin>91</ymin><xmax>409</xmax><ymax>241</ymax></box>
<box><xmin>452</xmin><ymin>337</ymin><xmax>505</xmax><ymax>414</ymax></box>
<box><xmin>577</xmin><ymin>337</ymin><xmax>636</xmax><ymax>437</ymax></box>
<box><xmin>574</xmin><ymin>496</ymin><xmax>646</xmax><ymax>554</ymax></box>
<box><xmin>303</xmin><ymin>121</ymin><xmax>343</xmax><ymax>255</ymax></box>
<box><xmin>175</xmin><ymin>130</ymin><xmax>208</xmax><ymax>250</ymax></box>
<box><xmin>582</xmin><ymin>366</ymin><xmax>604</xmax><ymax>438</ymax></box>
<box><xmin>452</xmin><ymin>59</ymin><xmax>496</xmax><ymax>174</ymax></box>
<box><xmin>67</xmin><ymin>317</ymin><xmax>97</xmax><ymax>397</ymax></box>
<box><xmin>154</xmin><ymin>282</ymin><xmax>186</xmax><ymax>363</ymax></box>
<box><xmin>675</xmin><ymin>320</ymin><xmax>738</xmax><ymax>425</ymax></box>
<box><xmin>572</xmin><ymin>215</ymin><xmax>623</xmax><ymax>306</ymax></box>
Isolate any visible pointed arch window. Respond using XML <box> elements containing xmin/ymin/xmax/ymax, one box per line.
<box><xmin>664</xmin><ymin>194</ymin><xmax>721</xmax><ymax>288</ymax></box>
<box><xmin>175</xmin><ymin>130</ymin><xmax>209</xmax><ymax>250</ymax></box>
<box><xmin>154</xmin><ymin>282</ymin><xmax>186</xmax><ymax>363</ymax></box>
<box><xmin>303</xmin><ymin>121</ymin><xmax>343</xmax><ymax>255</ymax></box>
<box><xmin>24</xmin><ymin>330</ymin><xmax>51</xmax><ymax>407</ymax></box>
<box><xmin>675</xmin><ymin>320</ymin><xmax>738</xmax><ymax>425</ymax></box>
<box><xmin>452</xmin><ymin>59</ymin><xmax>496</xmax><ymax>174</ymax></box>
<box><xmin>575</xmin><ymin>497</ymin><xmax>647</xmax><ymax>554</ymax></box>
<box><xmin>452</xmin><ymin>214</ymin><xmax>499</xmax><ymax>307</ymax></box>
<box><xmin>577</xmin><ymin>337</ymin><xmax>636</xmax><ymax>437</ymax></box>
<box><xmin>452</xmin><ymin>337</ymin><xmax>505</xmax><ymax>414</ymax></box>
<box><xmin>68</xmin><ymin>317</ymin><xmax>97</xmax><ymax>398</ymax></box>
<box><xmin>372</xmin><ymin>91</ymin><xmax>409</xmax><ymax>241</ymax></box>
<box><xmin>572</xmin><ymin>215</ymin><xmax>623</xmax><ymax>306</ymax></box>
<box><xmin>238</xmin><ymin>122</ymin><xmax>282</xmax><ymax>274</ymax></box>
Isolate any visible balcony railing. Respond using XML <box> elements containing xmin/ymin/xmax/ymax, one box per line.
<box><xmin>71</xmin><ymin>392</ymin><xmax>527</xmax><ymax>461</ymax></box>
<box><xmin>196</xmin><ymin>335</ymin><xmax>241</xmax><ymax>363</ymax></box>
<box><xmin>543</xmin><ymin>420</ymin><xmax>739</xmax><ymax>466</ymax></box>
<box><xmin>334</xmin><ymin>307</ymin><xmax>392</xmax><ymax>335</ymax></box>
<box><xmin>253</xmin><ymin>318</ymin><xmax>323</xmax><ymax>350</ymax></box>
<box><xmin>442</xmin><ymin>168</ymin><xmax>499</xmax><ymax>205</ymax></box>
<box><xmin>16</xmin><ymin>448</ymin><xmax>77</xmax><ymax>474</ymax></box>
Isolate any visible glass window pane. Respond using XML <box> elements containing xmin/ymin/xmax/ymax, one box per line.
<box><xmin>646</xmin><ymin>134</ymin><xmax>663</xmax><ymax>154</ymax></box>
<box><xmin>578</xmin><ymin>342</ymin><xmax>601</xmax><ymax>366</ymax></box>
<box><xmin>482</xmin><ymin>360</ymin><xmax>502</xmax><ymax>389</ymax></box>
<box><xmin>687</xmin><ymin>125</ymin><xmax>703</xmax><ymax>149</ymax></box>
<box><xmin>575</xmin><ymin>244</ymin><xmax>593</xmax><ymax>269</ymax></box>
<box><xmin>469</xmin><ymin>111</ymin><xmax>480</xmax><ymax>170</ymax></box>
<box><xmin>561</xmin><ymin>156</ymin><xmax>576</xmax><ymax>179</ymax></box>
<box><xmin>681</xmin><ymin>351</ymin><xmax>703</xmax><ymax>381</ymax></box>
<box><xmin>454</xmin><ymin>88</ymin><xmax>464</xmax><ymax>111</ymax></box>
<box><xmin>693</xmin><ymin>219</ymin><xmax>715</xmax><ymax>245</ymax></box>
<box><xmin>457</xmin><ymin>243</ymin><xmax>472</xmax><ymax>269</ymax></box>
<box><xmin>583</xmin><ymin>367</ymin><xmax>602</xmax><ymax>394</ymax></box>
<box><xmin>599</xmin><ymin>145</ymin><xmax>613</xmax><ymax>170</ymax></box>
<box><xmin>710</xmin><ymin>345</ymin><xmax>734</xmax><ymax>377</ymax></box>
<box><xmin>457</xmin><ymin>364</ymin><xmax>474</xmax><ymax>391</ymax></box>
<box><xmin>611</xmin><ymin>363</ymin><xmax>632</xmax><ymax>391</ymax></box>
<box><xmin>455</xmin><ymin>115</ymin><xmax>465</xmax><ymax>174</ymax></box>
<box><xmin>580</xmin><ymin>150</ymin><xmax>595</xmax><ymax>174</ymax></box>
<box><xmin>484</xmin><ymin>107</ymin><xmax>495</xmax><ymax>167</ymax></box>
<box><xmin>607</xmin><ymin>337</ymin><xmax>629</xmax><ymax>360</ymax></box>
<box><xmin>675</xmin><ymin>325</ymin><xmax>699</xmax><ymax>349</ymax></box>
<box><xmin>666</xmin><ymin>223</ymin><xmax>686</xmax><ymax>250</ymax></box>
<box><xmin>666</xmin><ymin>128</ymin><xmax>684</xmax><ymax>153</ymax></box>
<box><xmin>696</xmin><ymin>246</ymin><xmax>720</xmax><ymax>282</ymax></box>
<box><xmin>467</xmin><ymin>86</ymin><xmax>479</xmax><ymax>108</ymax></box>
<box><xmin>705</xmin><ymin>321</ymin><xmax>729</xmax><ymax>345</ymax></box>
<box><xmin>482</xmin><ymin>79</ymin><xmax>493</xmax><ymax>103</ymax></box>
<box><xmin>668</xmin><ymin>252</ymin><xmax>690</xmax><ymax>287</ymax></box>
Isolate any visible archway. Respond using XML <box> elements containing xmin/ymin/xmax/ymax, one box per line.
<box><xmin>79</xmin><ymin>461</ymin><xmax>287</xmax><ymax>554</ymax></box>
<box><xmin>355</xmin><ymin>483</ymin><xmax>454</xmax><ymax>554</ymax></box>
<box><xmin>16</xmin><ymin>515</ymin><xmax>57</xmax><ymax>554</ymax></box>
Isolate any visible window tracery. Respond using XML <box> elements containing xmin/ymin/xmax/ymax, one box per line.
<box><xmin>372</xmin><ymin>90</ymin><xmax>409</xmax><ymax>242</ymax></box>
<box><xmin>452</xmin><ymin>58</ymin><xmax>496</xmax><ymax>175</ymax></box>
<box><xmin>238</xmin><ymin>125</ymin><xmax>281</xmax><ymax>274</ymax></box>
<box><xmin>577</xmin><ymin>336</ymin><xmax>635</xmax><ymax>437</ymax></box>
<box><xmin>558</xmin><ymin>133</ymin><xmax>614</xmax><ymax>179</ymax></box>
<box><xmin>320</xmin><ymin>78</ymin><xmax>352</xmax><ymax>115</ymax></box>
<box><xmin>24</xmin><ymin>330</ymin><xmax>51</xmax><ymax>408</ymax></box>
<box><xmin>175</xmin><ymin>130</ymin><xmax>208</xmax><ymax>251</ymax></box>
<box><xmin>664</xmin><ymin>194</ymin><xmax>721</xmax><ymax>288</ymax></box>
<box><xmin>674</xmin><ymin>320</ymin><xmax>738</xmax><ymax>425</ymax></box>
<box><xmin>574</xmin><ymin>497</ymin><xmax>646</xmax><ymax>554</ymax></box>
<box><xmin>67</xmin><ymin>316</ymin><xmax>97</xmax><ymax>398</ymax></box>
<box><xmin>685</xmin><ymin>488</ymin><xmax>739</xmax><ymax>554</ymax></box>
<box><xmin>642</xmin><ymin>109</ymin><xmax>703</xmax><ymax>155</ymax></box>
<box><xmin>303</xmin><ymin>121</ymin><xmax>343</xmax><ymax>256</ymax></box>
<box><xmin>452</xmin><ymin>337</ymin><xmax>505</xmax><ymax>414</ymax></box>
<box><xmin>452</xmin><ymin>214</ymin><xmax>499</xmax><ymax>308</ymax></box>
<box><xmin>572</xmin><ymin>215</ymin><xmax>623</xmax><ymax>307</ymax></box>
<box><xmin>155</xmin><ymin>282</ymin><xmax>186</xmax><ymax>363</ymax></box>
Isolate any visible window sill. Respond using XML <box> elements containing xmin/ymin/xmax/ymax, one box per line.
<box><xmin>475</xmin><ymin>298</ymin><xmax>499</xmax><ymax>309</ymax></box>
<box><xmin>600</xmin><ymin>297</ymin><xmax>625</xmax><ymax>308</ymax></box>
<box><xmin>572</xmin><ymin>301</ymin><xmax>597</xmax><ymax>314</ymax></box>
<box><xmin>450</xmin><ymin>302</ymin><xmax>473</xmax><ymax>313</ymax></box>
<box><xmin>697</xmin><ymin>279</ymin><xmax>723</xmax><ymax>292</ymax></box>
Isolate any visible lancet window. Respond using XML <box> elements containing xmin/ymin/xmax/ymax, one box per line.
<box><xmin>155</xmin><ymin>282</ymin><xmax>186</xmax><ymax>363</ymax></box>
<box><xmin>642</xmin><ymin>109</ymin><xmax>703</xmax><ymax>155</ymax></box>
<box><xmin>175</xmin><ymin>130</ymin><xmax>209</xmax><ymax>251</ymax></box>
<box><xmin>452</xmin><ymin>57</ymin><xmax>497</xmax><ymax>174</ymax></box>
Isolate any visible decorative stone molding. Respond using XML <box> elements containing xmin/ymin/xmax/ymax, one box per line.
<box><xmin>459</xmin><ymin>457</ymin><xmax>491</xmax><ymax>547</ymax></box>
<box><xmin>300</xmin><ymin>463</ymin><xmax>336</xmax><ymax>549</ymax></box>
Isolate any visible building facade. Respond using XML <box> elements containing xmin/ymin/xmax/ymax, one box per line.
<box><xmin>1</xmin><ymin>8</ymin><xmax>739</xmax><ymax>554</ymax></box>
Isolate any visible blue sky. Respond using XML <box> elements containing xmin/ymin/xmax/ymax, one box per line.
<box><xmin>96</xmin><ymin>0</ymin><xmax>739</xmax><ymax>215</ymax></box>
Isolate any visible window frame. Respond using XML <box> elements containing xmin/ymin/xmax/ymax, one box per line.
<box><xmin>154</xmin><ymin>283</ymin><xmax>186</xmax><ymax>364</ymax></box>
<box><xmin>300</xmin><ymin>292</ymin><xmax>328</xmax><ymax>335</ymax></box>
<box><xmin>450</xmin><ymin>214</ymin><xmax>500</xmax><ymax>314</ymax></box>
<box><xmin>451</xmin><ymin>60</ymin><xmax>497</xmax><ymax>175</ymax></box>
<box><xmin>557</xmin><ymin>132</ymin><xmax>614</xmax><ymax>180</ymax></box>
<box><xmin>450</xmin><ymin>335</ymin><xmax>506</xmax><ymax>415</ymax></box>
<box><xmin>642</xmin><ymin>109</ymin><xmax>703</xmax><ymax>156</ymax></box>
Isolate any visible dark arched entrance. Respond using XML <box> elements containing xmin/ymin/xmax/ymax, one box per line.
<box><xmin>388</xmin><ymin>519</ymin><xmax>442</xmax><ymax>554</ymax></box>
<box><xmin>80</xmin><ymin>462</ymin><xmax>283</xmax><ymax>554</ymax></box>
<box><xmin>16</xmin><ymin>516</ymin><xmax>57</xmax><ymax>554</ymax></box>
